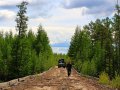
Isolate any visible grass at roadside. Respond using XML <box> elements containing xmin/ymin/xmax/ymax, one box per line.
<box><xmin>99</xmin><ymin>72</ymin><xmax>120</xmax><ymax>89</ymax></box>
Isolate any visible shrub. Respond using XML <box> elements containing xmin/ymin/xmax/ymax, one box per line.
<box><xmin>81</xmin><ymin>61</ymin><xmax>90</xmax><ymax>75</ymax></box>
<box><xmin>74</xmin><ymin>60</ymin><xmax>82</xmax><ymax>72</ymax></box>
<box><xmin>111</xmin><ymin>75</ymin><xmax>120</xmax><ymax>89</ymax></box>
<box><xmin>89</xmin><ymin>60</ymin><xmax>97</xmax><ymax>76</ymax></box>
<box><xmin>81</xmin><ymin>60</ymin><xmax>97</xmax><ymax>76</ymax></box>
<box><xmin>99</xmin><ymin>72</ymin><xmax>110</xmax><ymax>85</ymax></box>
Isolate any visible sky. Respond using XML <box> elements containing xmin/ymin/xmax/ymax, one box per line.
<box><xmin>0</xmin><ymin>0</ymin><xmax>118</xmax><ymax>54</ymax></box>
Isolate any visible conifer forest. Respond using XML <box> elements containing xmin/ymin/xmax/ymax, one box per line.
<box><xmin>0</xmin><ymin>1</ymin><xmax>120</xmax><ymax>89</ymax></box>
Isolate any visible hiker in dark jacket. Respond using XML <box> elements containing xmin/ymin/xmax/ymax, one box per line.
<box><xmin>66</xmin><ymin>61</ymin><xmax>72</xmax><ymax>77</ymax></box>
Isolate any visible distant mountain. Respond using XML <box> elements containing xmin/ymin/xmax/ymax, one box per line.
<box><xmin>51</xmin><ymin>42</ymin><xmax>70</xmax><ymax>47</ymax></box>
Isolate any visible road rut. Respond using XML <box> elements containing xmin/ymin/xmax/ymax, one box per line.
<box><xmin>1</xmin><ymin>66</ymin><xmax>113</xmax><ymax>90</ymax></box>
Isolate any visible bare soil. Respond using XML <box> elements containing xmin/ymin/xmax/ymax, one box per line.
<box><xmin>1</xmin><ymin>66</ymin><xmax>114</xmax><ymax>90</ymax></box>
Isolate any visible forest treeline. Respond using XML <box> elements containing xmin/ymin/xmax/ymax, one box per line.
<box><xmin>68</xmin><ymin>4</ymin><xmax>120</xmax><ymax>80</ymax></box>
<box><xmin>0</xmin><ymin>2</ymin><xmax>67</xmax><ymax>82</ymax></box>
<box><xmin>1</xmin><ymin>1</ymin><xmax>120</xmax><ymax>88</ymax></box>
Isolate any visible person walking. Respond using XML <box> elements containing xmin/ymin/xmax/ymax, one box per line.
<box><xmin>66</xmin><ymin>61</ymin><xmax>72</xmax><ymax>77</ymax></box>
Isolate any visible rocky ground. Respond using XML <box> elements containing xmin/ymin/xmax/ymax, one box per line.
<box><xmin>0</xmin><ymin>66</ymin><xmax>114</xmax><ymax>90</ymax></box>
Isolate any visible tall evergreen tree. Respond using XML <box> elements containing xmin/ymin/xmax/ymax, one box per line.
<box><xmin>102</xmin><ymin>18</ymin><xmax>114</xmax><ymax>78</ymax></box>
<box><xmin>10</xmin><ymin>1</ymin><xmax>31</xmax><ymax>78</ymax></box>
<box><xmin>34</xmin><ymin>25</ymin><xmax>52</xmax><ymax>56</ymax></box>
<box><xmin>112</xmin><ymin>4</ymin><xmax>120</xmax><ymax>75</ymax></box>
<box><xmin>0</xmin><ymin>1</ymin><xmax>56</xmax><ymax>81</ymax></box>
<box><xmin>27</xmin><ymin>30</ymin><xmax>35</xmax><ymax>48</ymax></box>
<box><xmin>16</xmin><ymin>1</ymin><xmax>28</xmax><ymax>38</ymax></box>
<box><xmin>33</xmin><ymin>25</ymin><xmax>53</xmax><ymax>72</ymax></box>
<box><xmin>68</xmin><ymin>26</ymin><xmax>81</xmax><ymax>62</ymax></box>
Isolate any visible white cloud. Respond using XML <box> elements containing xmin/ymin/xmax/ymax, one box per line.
<box><xmin>0</xmin><ymin>27</ymin><xmax>16</xmax><ymax>35</ymax></box>
<box><xmin>28</xmin><ymin>7</ymin><xmax>90</xmax><ymax>45</ymax></box>
<box><xmin>30</xmin><ymin>17</ymin><xmax>47</xmax><ymax>23</ymax></box>
<box><xmin>29</xmin><ymin>7</ymin><xmax>88</xmax><ymax>45</ymax></box>
<box><xmin>29</xmin><ymin>25</ymin><xmax>75</xmax><ymax>44</ymax></box>
<box><xmin>0</xmin><ymin>0</ymin><xmax>115</xmax><ymax>54</ymax></box>
<box><xmin>52</xmin><ymin>47</ymin><xmax>68</xmax><ymax>54</ymax></box>
<box><xmin>50</xmin><ymin>7</ymin><xmax>89</xmax><ymax>20</ymax></box>
<box><xmin>45</xmin><ymin>26</ymin><xmax>75</xmax><ymax>44</ymax></box>
<box><xmin>0</xmin><ymin>0</ymin><xmax>33</xmax><ymax>6</ymax></box>
<box><xmin>0</xmin><ymin>10</ymin><xmax>16</xmax><ymax>19</ymax></box>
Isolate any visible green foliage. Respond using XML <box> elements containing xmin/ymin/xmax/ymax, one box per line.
<box><xmin>0</xmin><ymin>1</ymin><xmax>58</xmax><ymax>81</ymax></box>
<box><xmin>81</xmin><ymin>61</ymin><xmax>90</xmax><ymax>75</ymax></box>
<box><xmin>111</xmin><ymin>75</ymin><xmax>120</xmax><ymax>89</ymax></box>
<box><xmin>89</xmin><ymin>60</ymin><xmax>97</xmax><ymax>76</ymax></box>
<box><xmin>112</xmin><ymin>5</ymin><xmax>120</xmax><ymax>75</ymax></box>
<box><xmin>68</xmin><ymin>12</ymin><xmax>119</xmax><ymax>80</ymax></box>
<box><xmin>34</xmin><ymin>24</ymin><xmax>52</xmax><ymax>56</ymax></box>
<box><xmin>99</xmin><ymin>72</ymin><xmax>110</xmax><ymax>85</ymax></box>
<box><xmin>80</xmin><ymin>60</ymin><xmax>96</xmax><ymax>76</ymax></box>
<box><xmin>19</xmin><ymin>38</ymin><xmax>32</xmax><ymax>76</ymax></box>
<box><xmin>92</xmin><ymin>42</ymin><xmax>104</xmax><ymax>75</ymax></box>
<box><xmin>10</xmin><ymin>1</ymin><xmax>30</xmax><ymax>79</ymax></box>
<box><xmin>68</xmin><ymin>26</ymin><xmax>81</xmax><ymax>61</ymax></box>
<box><xmin>0</xmin><ymin>32</ymin><xmax>12</xmax><ymax>81</ymax></box>
<box><xmin>33</xmin><ymin>24</ymin><xmax>53</xmax><ymax>72</ymax></box>
<box><xmin>16</xmin><ymin>1</ymin><xmax>28</xmax><ymax>38</ymax></box>
<box><xmin>0</xmin><ymin>2</ymin><xmax>120</xmax><ymax>88</ymax></box>
<box><xmin>74</xmin><ymin>60</ymin><xmax>82</xmax><ymax>72</ymax></box>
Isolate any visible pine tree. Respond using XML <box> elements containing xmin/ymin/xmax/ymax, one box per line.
<box><xmin>68</xmin><ymin>26</ymin><xmax>81</xmax><ymax>62</ymax></box>
<box><xmin>102</xmin><ymin>18</ymin><xmax>114</xmax><ymax>78</ymax></box>
<box><xmin>0</xmin><ymin>47</ymin><xmax>4</xmax><ymax>80</ymax></box>
<box><xmin>76</xmin><ymin>30</ymin><xmax>91</xmax><ymax>62</ymax></box>
<box><xmin>16</xmin><ymin>1</ymin><xmax>28</xmax><ymax>38</ymax></box>
<box><xmin>33</xmin><ymin>24</ymin><xmax>53</xmax><ymax>72</ymax></box>
<box><xmin>0</xmin><ymin>33</ymin><xmax>4</xmax><ymax>80</ymax></box>
<box><xmin>112</xmin><ymin>4</ymin><xmax>120</xmax><ymax>75</ymax></box>
<box><xmin>10</xmin><ymin>1</ymin><xmax>31</xmax><ymax>78</ymax></box>
<box><xmin>27</xmin><ymin>30</ymin><xmax>35</xmax><ymax>48</ymax></box>
<box><xmin>34</xmin><ymin>25</ymin><xmax>52</xmax><ymax>56</ymax></box>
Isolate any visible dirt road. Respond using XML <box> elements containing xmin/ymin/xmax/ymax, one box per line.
<box><xmin>1</xmin><ymin>66</ymin><xmax>113</xmax><ymax>90</ymax></box>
